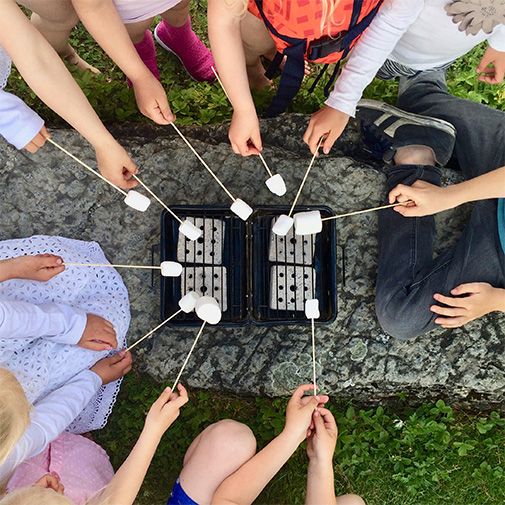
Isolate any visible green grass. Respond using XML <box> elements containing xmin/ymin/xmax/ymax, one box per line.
<box><xmin>7</xmin><ymin>8</ymin><xmax>505</xmax><ymax>504</ymax></box>
<box><xmin>96</xmin><ymin>373</ymin><xmax>505</xmax><ymax>505</ymax></box>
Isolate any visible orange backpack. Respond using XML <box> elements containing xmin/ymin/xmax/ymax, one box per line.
<box><xmin>248</xmin><ymin>0</ymin><xmax>384</xmax><ymax>116</ymax></box>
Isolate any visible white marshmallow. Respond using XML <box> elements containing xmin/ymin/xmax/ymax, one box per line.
<box><xmin>265</xmin><ymin>174</ymin><xmax>287</xmax><ymax>196</ymax></box>
<box><xmin>160</xmin><ymin>261</ymin><xmax>183</xmax><ymax>277</ymax></box>
<box><xmin>305</xmin><ymin>298</ymin><xmax>320</xmax><ymax>319</ymax></box>
<box><xmin>294</xmin><ymin>211</ymin><xmax>322</xmax><ymax>236</ymax></box>
<box><xmin>230</xmin><ymin>199</ymin><xmax>253</xmax><ymax>221</ymax></box>
<box><xmin>179</xmin><ymin>219</ymin><xmax>202</xmax><ymax>241</ymax></box>
<box><xmin>123</xmin><ymin>190</ymin><xmax>151</xmax><ymax>212</ymax></box>
<box><xmin>195</xmin><ymin>296</ymin><xmax>222</xmax><ymax>324</ymax></box>
<box><xmin>272</xmin><ymin>214</ymin><xmax>294</xmax><ymax>236</ymax></box>
<box><xmin>178</xmin><ymin>291</ymin><xmax>200</xmax><ymax>313</ymax></box>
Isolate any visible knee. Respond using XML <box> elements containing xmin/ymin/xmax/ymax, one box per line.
<box><xmin>205</xmin><ymin>420</ymin><xmax>256</xmax><ymax>461</ymax></box>
<box><xmin>375</xmin><ymin>295</ymin><xmax>431</xmax><ymax>341</ymax></box>
<box><xmin>337</xmin><ymin>494</ymin><xmax>366</xmax><ymax>505</ymax></box>
<box><xmin>31</xmin><ymin>4</ymin><xmax>79</xmax><ymax>29</ymax></box>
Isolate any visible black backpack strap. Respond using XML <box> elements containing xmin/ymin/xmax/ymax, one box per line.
<box><xmin>254</xmin><ymin>0</ymin><xmax>308</xmax><ymax>117</ymax></box>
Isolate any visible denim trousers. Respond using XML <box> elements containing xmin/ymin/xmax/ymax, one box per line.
<box><xmin>375</xmin><ymin>70</ymin><xmax>505</xmax><ymax>339</ymax></box>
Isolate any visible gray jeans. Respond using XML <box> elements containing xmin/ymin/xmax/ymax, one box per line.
<box><xmin>375</xmin><ymin>70</ymin><xmax>505</xmax><ymax>340</ymax></box>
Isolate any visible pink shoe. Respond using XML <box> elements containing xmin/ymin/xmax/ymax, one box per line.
<box><xmin>127</xmin><ymin>30</ymin><xmax>160</xmax><ymax>86</ymax></box>
<box><xmin>154</xmin><ymin>18</ymin><xmax>215</xmax><ymax>82</ymax></box>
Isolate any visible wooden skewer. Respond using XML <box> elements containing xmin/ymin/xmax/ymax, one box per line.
<box><xmin>64</xmin><ymin>262</ymin><xmax>161</xmax><ymax>270</ymax></box>
<box><xmin>311</xmin><ymin>318</ymin><xmax>317</xmax><ymax>396</ymax></box>
<box><xmin>288</xmin><ymin>138</ymin><xmax>323</xmax><ymax>217</ymax></box>
<box><xmin>133</xmin><ymin>175</ymin><xmax>182</xmax><ymax>224</ymax></box>
<box><xmin>211</xmin><ymin>65</ymin><xmax>274</xmax><ymax>178</ymax></box>
<box><xmin>126</xmin><ymin>309</ymin><xmax>183</xmax><ymax>352</ymax></box>
<box><xmin>171</xmin><ymin>320</ymin><xmax>206</xmax><ymax>391</ymax></box>
<box><xmin>321</xmin><ymin>200</ymin><xmax>414</xmax><ymax>221</ymax></box>
<box><xmin>170</xmin><ymin>122</ymin><xmax>236</xmax><ymax>202</ymax></box>
<box><xmin>46</xmin><ymin>137</ymin><xmax>127</xmax><ymax>196</ymax></box>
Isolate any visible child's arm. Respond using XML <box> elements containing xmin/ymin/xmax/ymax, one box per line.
<box><xmin>0</xmin><ymin>352</ymin><xmax>132</xmax><ymax>480</ymax></box>
<box><xmin>211</xmin><ymin>385</ymin><xmax>327</xmax><ymax>505</ymax></box>
<box><xmin>304</xmin><ymin>0</ymin><xmax>423</xmax><ymax>154</ymax></box>
<box><xmin>97</xmin><ymin>385</ymin><xmax>188</xmax><ymax>505</ymax></box>
<box><xmin>389</xmin><ymin>165</ymin><xmax>505</xmax><ymax>217</ymax></box>
<box><xmin>208</xmin><ymin>0</ymin><xmax>262</xmax><ymax>156</ymax></box>
<box><xmin>0</xmin><ymin>0</ymin><xmax>138</xmax><ymax>189</ymax></box>
<box><xmin>305</xmin><ymin>408</ymin><xmax>338</xmax><ymax>505</ymax></box>
<box><xmin>0</xmin><ymin>89</ymin><xmax>46</xmax><ymax>152</ymax></box>
<box><xmin>70</xmin><ymin>0</ymin><xmax>173</xmax><ymax>124</ymax></box>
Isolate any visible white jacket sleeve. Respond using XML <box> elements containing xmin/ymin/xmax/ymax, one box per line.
<box><xmin>0</xmin><ymin>300</ymin><xmax>87</xmax><ymax>345</ymax></box>
<box><xmin>325</xmin><ymin>0</ymin><xmax>424</xmax><ymax>117</ymax></box>
<box><xmin>0</xmin><ymin>89</ymin><xmax>44</xmax><ymax>149</ymax></box>
<box><xmin>0</xmin><ymin>369</ymin><xmax>102</xmax><ymax>482</ymax></box>
<box><xmin>488</xmin><ymin>25</ymin><xmax>505</xmax><ymax>52</ymax></box>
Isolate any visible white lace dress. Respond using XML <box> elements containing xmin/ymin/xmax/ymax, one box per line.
<box><xmin>0</xmin><ymin>236</ymin><xmax>131</xmax><ymax>433</ymax></box>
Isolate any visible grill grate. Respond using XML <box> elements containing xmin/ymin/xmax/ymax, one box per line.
<box><xmin>160</xmin><ymin>205</ymin><xmax>337</xmax><ymax>326</ymax></box>
<box><xmin>160</xmin><ymin>207</ymin><xmax>247</xmax><ymax>326</ymax></box>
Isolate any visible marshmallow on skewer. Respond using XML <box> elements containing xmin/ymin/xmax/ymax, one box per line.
<box><xmin>305</xmin><ymin>299</ymin><xmax>320</xmax><ymax>320</ymax></box>
<box><xmin>265</xmin><ymin>174</ymin><xmax>287</xmax><ymax>196</ymax></box>
<box><xmin>178</xmin><ymin>292</ymin><xmax>200</xmax><ymax>313</ymax></box>
<box><xmin>123</xmin><ymin>190</ymin><xmax>151</xmax><ymax>212</ymax></box>
<box><xmin>294</xmin><ymin>211</ymin><xmax>322</xmax><ymax>236</ymax></box>
<box><xmin>160</xmin><ymin>261</ymin><xmax>183</xmax><ymax>277</ymax></box>
<box><xmin>230</xmin><ymin>199</ymin><xmax>253</xmax><ymax>221</ymax></box>
<box><xmin>272</xmin><ymin>214</ymin><xmax>294</xmax><ymax>236</ymax></box>
<box><xmin>179</xmin><ymin>220</ymin><xmax>202</xmax><ymax>241</ymax></box>
<box><xmin>195</xmin><ymin>296</ymin><xmax>222</xmax><ymax>325</ymax></box>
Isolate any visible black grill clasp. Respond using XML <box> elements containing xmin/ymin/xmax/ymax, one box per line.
<box><xmin>307</xmin><ymin>32</ymin><xmax>346</xmax><ymax>61</ymax></box>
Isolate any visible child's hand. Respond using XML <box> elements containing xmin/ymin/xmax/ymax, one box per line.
<box><xmin>34</xmin><ymin>472</ymin><xmax>65</xmax><ymax>494</ymax></box>
<box><xmin>431</xmin><ymin>284</ymin><xmax>505</xmax><ymax>329</ymax></box>
<box><xmin>91</xmin><ymin>351</ymin><xmax>133</xmax><ymax>384</ymax></box>
<box><xmin>283</xmin><ymin>384</ymin><xmax>329</xmax><ymax>445</ymax></box>
<box><xmin>133</xmin><ymin>74</ymin><xmax>175</xmax><ymax>125</ymax></box>
<box><xmin>303</xmin><ymin>106</ymin><xmax>350</xmax><ymax>155</ymax></box>
<box><xmin>0</xmin><ymin>254</ymin><xmax>64</xmax><ymax>282</ymax></box>
<box><xmin>24</xmin><ymin>126</ymin><xmax>50</xmax><ymax>154</ymax></box>
<box><xmin>78</xmin><ymin>314</ymin><xmax>118</xmax><ymax>351</ymax></box>
<box><xmin>477</xmin><ymin>46</ymin><xmax>505</xmax><ymax>84</ymax></box>
<box><xmin>229</xmin><ymin>109</ymin><xmax>262</xmax><ymax>156</ymax></box>
<box><xmin>144</xmin><ymin>384</ymin><xmax>189</xmax><ymax>438</ymax></box>
<box><xmin>95</xmin><ymin>140</ymin><xmax>139</xmax><ymax>190</ymax></box>
<box><xmin>388</xmin><ymin>180</ymin><xmax>461</xmax><ymax>217</ymax></box>
<box><xmin>306</xmin><ymin>407</ymin><xmax>338</xmax><ymax>464</ymax></box>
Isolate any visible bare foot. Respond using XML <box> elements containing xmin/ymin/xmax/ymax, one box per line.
<box><xmin>247</xmin><ymin>58</ymin><xmax>272</xmax><ymax>90</ymax></box>
<box><xmin>61</xmin><ymin>45</ymin><xmax>100</xmax><ymax>74</ymax></box>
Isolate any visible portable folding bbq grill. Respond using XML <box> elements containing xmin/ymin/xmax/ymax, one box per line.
<box><xmin>159</xmin><ymin>205</ymin><xmax>338</xmax><ymax>326</ymax></box>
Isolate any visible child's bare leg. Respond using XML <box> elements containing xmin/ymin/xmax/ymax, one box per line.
<box><xmin>178</xmin><ymin>419</ymin><xmax>256</xmax><ymax>504</ymax></box>
<box><xmin>20</xmin><ymin>0</ymin><xmax>98</xmax><ymax>73</ymax></box>
<box><xmin>240</xmin><ymin>11</ymin><xmax>275</xmax><ymax>90</ymax></box>
<box><xmin>161</xmin><ymin>0</ymin><xmax>190</xmax><ymax>28</ymax></box>
<box><xmin>124</xmin><ymin>18</ymin><xmax>154</xmax><ymax>44</ymax></box>
<box><xmin>394</xmin><ymin>145</ymin><xmax>436</xmax><ymax>166</ymax></box>
<box><xmin>337</xmin><ymin>494</ymin><xmax>366</xmax><ymax>505</ymax></box>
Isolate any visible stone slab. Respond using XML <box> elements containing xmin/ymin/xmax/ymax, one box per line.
<box><xmin>0</xmin><ymin>115</ymin><xmax>503</xmax><ymax>410</ymax></box>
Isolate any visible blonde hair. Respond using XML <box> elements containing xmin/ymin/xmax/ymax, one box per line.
<box><xmin>0</xmin><ymin>369</ymin><xmax>30</xmax><ymax>464</ymax></box>
<box><xmin>0</xmin><ymin>485</ymin><xmax>113</xmax><ymax>505</ymax></box>
<box><xmin>0</xmin><ymin>487</ymin><xmax>72</xmax><ymax>505</ymax></box>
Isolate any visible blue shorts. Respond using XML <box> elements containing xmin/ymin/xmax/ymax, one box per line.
<box><xmin>167</xmin><ymin>479</ymin><xmax>198</xmax><ymax>505</ymax></box>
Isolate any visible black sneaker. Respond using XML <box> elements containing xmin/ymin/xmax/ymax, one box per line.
<box><xmin>356</xmin><ymin>99</ymin><xmax>456</xmax><ymax>167</ymax></box>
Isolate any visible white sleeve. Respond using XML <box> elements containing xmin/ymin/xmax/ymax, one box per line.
<box><xmin>0</xmin><ymin>300</ymin><xmax>87</xmax><ymax>345</ymax></box>
<box><xmin>488</xmin><ymin>25</ymin><xmax>505</xmax><ymax>52</ymax></box>
<box><xmin>0</xmin><ymin>369</ymin><xmax>102</xmax><ymax>482</ymax></box>
<box><xmin>325</xmin><ymin>0</ymin><xmax>424</xmax><ymax>117</ymax></box>
<box><xmin>0</xmin><ymin>89</ymin><xmax>44</xmax><ymax>149</ymax></box>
